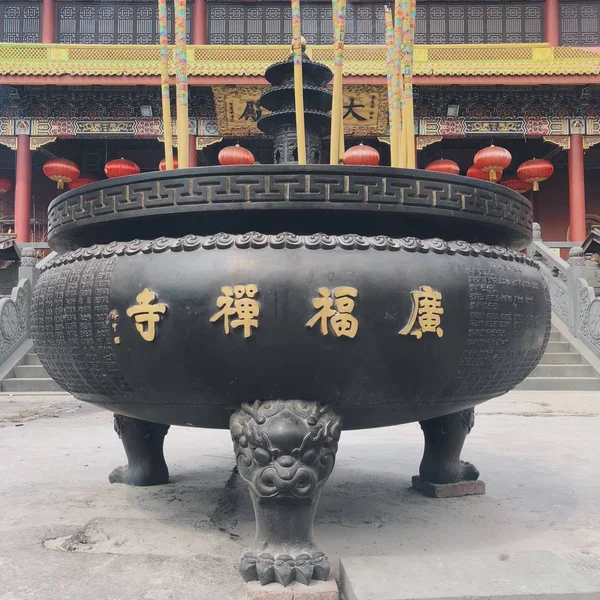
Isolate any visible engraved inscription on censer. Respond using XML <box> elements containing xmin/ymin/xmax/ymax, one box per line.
<box><xmin>126</xmin><ymin>288</ymin><xmax>168</xmax><ymax>342</ymax></box>
<box><xmin>121</xmin><ymin>284</ymin><xmax>446</xmax><ymax>343</ymax></box>
<box><xmin>306</xmin><ymin>287</ymin><xmax>359</xmax><ymax>339</ymax></box>
<box><xmin>210</xmin><ymin>284</ymin><xmax>260</xmax><ymax>339</ymax></box>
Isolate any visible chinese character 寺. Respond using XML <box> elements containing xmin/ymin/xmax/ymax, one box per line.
<box><xmin>399</xmin><ymin>285</ymin><xmax>444</xmax><ymax>340</ymax></box>
<box><xmin>210</xmin><ymin>284</ymin><xmax>260</xmax><ymax>338</ymax></box>
<box><xmin>126</xmin><ymin>288</ymin><xmax>168</xmax><ymax>342</ymax></box>
<box><xmin>306</xmin><ymin>287</ymin><xmax>359</xmax><ymax>338</ymax></box>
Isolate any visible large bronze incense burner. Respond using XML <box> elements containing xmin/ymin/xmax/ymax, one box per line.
<box><xmin>32</xmin><ymin>52</ymin><xmax>550</xmax><ymax>588</ymax></box>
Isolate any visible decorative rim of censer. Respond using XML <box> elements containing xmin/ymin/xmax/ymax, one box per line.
<box><xmin>47</xmin><ymin>165</ymin><xmax>533</xmax><ymax>252</ymax></box>
<box><xmin>40</xmin><ymin>233</ymin><xmax>540</xmax><ymax>273</ymax></box>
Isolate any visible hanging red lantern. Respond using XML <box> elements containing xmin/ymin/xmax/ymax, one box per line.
<box><xmin>0</xmin><ymin>178</ymin><xmax>12</xmax><ymax>194</ymax></box>
<box><xmin>159</xmin><ymin>157</ymin><xmax>179</xmax><ymax>171</ymax></box>
<box><xmin>517</xmin><ymin>158</ymin><xmax>554</xmax><ymax>192</ymax></box>
<box><xmin>43</xmin><ymin>159</ymin><xmax>80</xmax><ymax>190</ymax></box>
<box><xmin>344</xmin><ymin>143</ymin><xmax>380</xmax><ymax>166</ymax></box>
<box><xmin>68</xmin><ymin>176</ymin><xmax>98</xmax><ymax>191</ymax></box>
<box><xmin>105</xmin><ymin>158</ymin><xmax>140</xmax><ymax>179</ymax></box>
<box><xmin>425</xmin><ymin>159</ymin><xmax>460</xmax><ymax>176</ymax></box>
<box><xmin>473</xmin><ymin>145</ymin><xmax>512</xmax><ymax>182</ymax></box>
<box><xmin>502</xmin><ymin>178</ymin><xmax>532</xmax><ymax>194</ymax></box>
<box><xmin>467</xmin><ymin>165</ymin><xmax>503</xmax><ymax>182</ymax></box>
<box><xmin>218</xmin><ymin>144</ymin><xmax>255</xmax><ymax>166</ymax></box>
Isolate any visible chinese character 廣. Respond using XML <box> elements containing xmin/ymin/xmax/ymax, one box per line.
<box><xmin>306</xmin><ymin>287</ymin><xmax>359</xmax><ymax>339</ymax></box>
<box><xmin>399</xmin><ymin>285</ymin><xmax>444</xmax><ymax>340</ymax></box>
<box><xmin>210</xmin><ymin>284</ymin><xmax>260</xmax><ymax>338</ymax></box>
<box><xmin>126</xmin><ymin>288</ymin><xmax>168</xmax><ymax>342</ymax></box>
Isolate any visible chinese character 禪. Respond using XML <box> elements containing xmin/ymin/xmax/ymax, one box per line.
<box><xmin>306</xmin><ymin>287</ymin><xmax>358</xmax><ymax>338</ymax></box>
<box><xmin>210</xmin><ymin>284</ymin><xmax>260</xmax><ymax>338</ymax></box>
<box><xmin>126</xmin><ymin>288</ymin><xmax>168</xmax><ymax>342</ymax></box>
<box><xmin>399</xmin><ymin>285</ymin><xmax>444</xmax><ymax>340</ymax></box>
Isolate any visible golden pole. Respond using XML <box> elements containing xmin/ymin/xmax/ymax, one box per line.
<box><xmin>159</xmin><ymin>0</ymin><xmax>174</xmax><ymax>170</ymax></box>
<box><xmin>330</xmin><ymin>0</ymin><xmax>346</xmax><ymax>165</ymax></box>
<box><xmin>291</xmin><ymin>0</ymin><xmax>307</xmax><ymax>164</ymax></box>
<box><xmin>392</xmin><ymin>0</ymin><xmax>403</xmax><ymax>168</ymax></box>
<box><xmin>401</xmin><ymin>0</ymin><xmax>416</xmax><ymax>169</ymax></box>
<box><xmin>385</xmin><ymin>6</ymin><xmax>395</xmax><ymax>167</ymax></box>
<box><xmin>175</xmin><ymin>0</ymin><xmax>189</xmax><ymax>168</ymax></box>
<box><xmin>333</xmin><ymin>0</ymin><xmax>345</xmax><ymax>163</ymax></box>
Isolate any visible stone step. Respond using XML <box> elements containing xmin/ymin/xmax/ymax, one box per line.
<box><xmin>540</xmin><ymin>352</ymin><xmax>583</xmax><ymax>365</ymax></box>
<box><xmin>1</xmin><ymin>377</ymin><xmax>63</xmax><ymax>393</ymax></box>
<box><xmin>516</xmin><ymin>377</ymin><xmax>600</xmax><ymax>391</ymax></box>
<box><xmin>531</xmin><ymin>364</ymin><xmax>596</xmax><ymax>378</ymax></box>
<box><xmin>24</xmin><ymin>353</ymin><xmax>41</xmax><ymax>365</ymax></box>
<box><xmin>14</xmin><ymin>364</ymin><xmax>49</xmax><ymax>378</ymax></box>
<box><xmin>545</xmin><ymin>341</ymin><xmax>572</xmax><ymax>353</ymax></box>
<box><xmin>548</xmin><ymin>331</ymin><xmax>563</xmax><ymax>342</ymax></box>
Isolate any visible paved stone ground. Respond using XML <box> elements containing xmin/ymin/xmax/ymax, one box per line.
<box><xmin>0</xmin><ymin>391</ymin><xmax>598</xmax><ymax>600</ymax></box>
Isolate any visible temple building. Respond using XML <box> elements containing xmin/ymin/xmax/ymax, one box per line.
<box><xmin>0</xmin><ymin>0</ymin><xmax>599</xmax><ymax>246</ymax></box>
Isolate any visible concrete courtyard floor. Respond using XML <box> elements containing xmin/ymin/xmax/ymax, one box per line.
<box><xmin>0</xmin><ymin>391</ymin><xmax>599</xmax><ymax>600</ymax></box>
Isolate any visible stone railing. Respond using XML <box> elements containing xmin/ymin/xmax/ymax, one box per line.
<box><xmin>529</xmin><ymin>223</ymin><xmax>600</xmax><ymax>358</ymax></box>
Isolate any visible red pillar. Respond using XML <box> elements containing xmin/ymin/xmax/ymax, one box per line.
<box><xmin>15</xmin><ymin>135</ymin><xmax>32</xmax><ymax>243</ymax></box>
<box><xmin>568</xmin><ymin>134</ymin><xmax>587</xmax><ymax>242</ymax></box>
<box><xmin>192</xmin><ymin>0</ymin><xmax>207</xmax><ymax>45</ymax></box>
<box><xmin>545</xmin><ymin>0</ymin><xmax>560</xmax><ymax>47</ymax></box>
<box><xmin>41</xmin><ymin>0</ymin><xmax>56</xmax><ymax>44</ymax></box>
<box><xmin>189</xmin><ymin>135</ymin><xmax>198</xmax><ymax>167</ymax></box>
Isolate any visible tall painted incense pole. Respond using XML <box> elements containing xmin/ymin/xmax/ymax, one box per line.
<box><xmin>175</xmin><ymin>0</ymin><xmax>189</xmax><ymax>168</ymax></box>
<box><xmin>402</xmin><ymin>0</ymin><xmax>416</xmax><ymax>169</ymax></box>
<box><xmin>384</xmin><ymin>6</ymin><xmax>395</xmax><ymax>167</ymax></box>
<box><xmin>330</xmin><ymin>0</ymin><xmax>346</xmax><ymax>165</ymax></box>
<box><xmin>332</xmin><ymin>0</ymin><xmax>345</xmax><ymax>162</ymax></box>
<box><xmin>159</xmin><ymin>0</ymin><xmax>174</xmax><ymax>170</ymax></box>
<box><xmin>291</xmin><ymin>0</ymin><xmax>307</xmax><ymax>165</ymax></box>
<box><xmin>392</xmin><ymin>0</ymin><xmax>404</xmax><ymax>168</ymax></box>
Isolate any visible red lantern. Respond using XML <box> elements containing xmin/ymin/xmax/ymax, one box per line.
<box><xmin>218</xmin><ymin>144</ymin><xmax>255</xmax><ymax>166</ymax></box>
<box><xmin>0</xmin><ymin>178</ymin><xmax>12</xmax><ymax>194</ymax></box>
<box><xmin>68</xmin><ymin>177</ymin><xmax>98</xmax><ymax>191</ymax></box>
<box><xmin>467</xmin><ymin>166</ymin><xmax>503</xmax><ymax>182</ymax></box>
<box><xmin>344</xmin><ymin>143</ymin><xmax>380</xmax><ymax>166</ymax></box>
<box><xmin>425</xmin><ymin>159</ymin><xmax>460</xmax><ymax>176</ymax></box>
<box><xmin>517</xmin><ymin>159</ymin><xmax>554</xmax><ymax>192</ymax></box>
<box><xmin>473</xmin><ymin>145</ymin><xmax>512</xmax><ymax>182</ymax></box>
<box><xmin>43</xmin><ymin>159</ymin><xmax>80</xmax><ymax>190</ymax></box>
<box><xmin>105</xmin><ymin>159</ymin><xmax>140</xmax><ymax>179</ymax></box>
<box><xmin>502</xmin><ymin>178</ymin><xmax>532</xmax><ymax>194</ymax></box>
<box><xmin>159</xmin><ymin>157</ymin><xmax>179</xmax><ymax>171</ymax></box>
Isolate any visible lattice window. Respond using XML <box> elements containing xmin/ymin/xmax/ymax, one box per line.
<box><xmin>0</xmin><ymin>2</ymin><xmax>40</xmax><ymax>43</ymax></box>
<box><xmin>560</xmin><ymin>1</ymin><xmax>600</xmax><ymax>46</ymax></box>
<box><xmin>416</xmin><ymin>2</ymin><xmax>544</xmax><ymax>44</ymax></box>
<box><xmin>207</xmin><ymin>2</ymin><xmax>385</xmax><ymax>45</ymax></box>
<box><xmin>56</xmin><ymin>2</ymin><xmax>192</xmax><ymax>45</ymax></box>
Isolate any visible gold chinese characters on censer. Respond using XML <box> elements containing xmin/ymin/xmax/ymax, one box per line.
<box><xmin>120</xmin><ymin>285</ymin><xmax>445</xmax><ymax>342</ymax></box>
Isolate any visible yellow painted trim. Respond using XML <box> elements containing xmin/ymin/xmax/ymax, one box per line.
<box><xmin>0</xmin><ymin>43</ymin><xmax>599</xmax><ymax>78</ymax></box>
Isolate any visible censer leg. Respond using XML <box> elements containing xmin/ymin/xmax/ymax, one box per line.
<box><xmin>109</xmin><ymin>414</ymin><xmax>170</xmax><ymax>486</ymax></box>
<box><xmin>230</xmin><ymin>400</ymin><xmax>342</xmax><ymax>586</ymax></box>
<box><xmin>418</xmin><ymin>408</ymin><xmax>480</xmax><ymax>485</ymax></box>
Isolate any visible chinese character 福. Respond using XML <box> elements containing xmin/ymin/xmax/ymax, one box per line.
<box><xmin>126</xmin><ymin>288</ymin><xmax>168</xmax><ymax>342</ymax></box>
<box><xmin>210</xmin><ymin>284</ymin><xmax>260</xmax><ymax>338</ymax></box>
<box><xmin>306</xmin><ymin>287</ymin><xmax>359</xmax><ymax>338</ymax></box>
<box><xmin>399</xmin><ymin>285</ymin><xmax>444</xmax><ymax>339</ymax></box>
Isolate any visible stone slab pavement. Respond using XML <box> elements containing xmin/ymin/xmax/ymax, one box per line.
<box><xmin>0</xmin><ymin>390</ymin><xmax>598</xmax><ymax>600</ymax></box>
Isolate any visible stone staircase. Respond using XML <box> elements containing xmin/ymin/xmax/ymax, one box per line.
<box><xmin>516</xmin><ymin>325</ymin><xmax>600</xmax><ymax>391</ymax></box>
<box><xmin>1</xmin><ymin>351</ymin><xmax>63</xmax><ymax>393</ymax></box>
